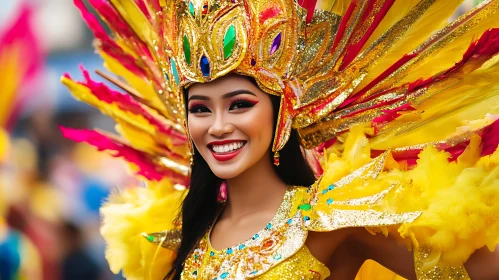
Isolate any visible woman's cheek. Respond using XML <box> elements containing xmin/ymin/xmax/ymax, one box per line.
<box><xmin>188</xmin><ymin>118</ymin><xmax>207</xmax><ymax>147</ymax></box>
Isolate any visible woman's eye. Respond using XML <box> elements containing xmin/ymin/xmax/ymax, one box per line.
<box><xmin>229</xmin><ymin>100</ymin><xmax>256</xmax><ymax>110</ymax></box>
<box><xmin>188</xmin><ymin>105</ymin><xmax>210</xmax><ymax>114</ymax></box>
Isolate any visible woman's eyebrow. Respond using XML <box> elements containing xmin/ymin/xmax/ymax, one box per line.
<box><xmin>222</xmin><ymin>90</ymin><xmax>256</xmax><ymax>99</ymax></box>
<box><xmin>188</xmin><ymin>89</ymin><xmax>256</xmax><ymax>102</ymax></box>
<box><xmin>188</xmin><ymin>95</ymin><xmax>210</xmax><ymax>101</ymax></box>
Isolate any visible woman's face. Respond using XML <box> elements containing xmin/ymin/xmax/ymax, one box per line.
<box><xmin>187</xmin><ymin>74</ymin><xmax>274</xmax><ymax>179</ymax></box>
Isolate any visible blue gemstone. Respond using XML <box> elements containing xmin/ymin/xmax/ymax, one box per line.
<box><xmin>210</xmin><ymin>251</ymin><xmax>215</xmax><ymax>257</ymax></box>
<box><xmin>327</xmin><ymin>198</ymin><xmax>333</xmax><ymax>205</ymax></box>
<box><xmin>287</xmin><ymin>219</ymin><xmax>293</xmax><ymax>224</ymax></box>
<box><xmin>250</xmin><ymin>271</ymin><xmax>258</xmax><ymax>275</ymax></box>
<box><xmin>252</xmin><ymin>234</ymin><xmax>259</xmax><ymax>240</ymax></box>
<box><xmin>227</xmin><ymin>248</ymin><xmax>233</xmax><ymax>254</ymax></box>
<box><xmin>193</xmin><ymin>270</ymin><xmax>198</xmax><ymax>275</ymax></box>
<box><xmin>322</xmin><ymin>189</ymin><xmax>328</xmax><ymax>194</ymax></box>
<box><xmin>328</xmin><ymin>185</ymin><xmax>335</xmax><ymax>191</ymax></box>
<box><xmin>266</xmin><ymin>223</ymin><xmax>272</xmax><ymax>229</ymax></box>
<box><xmin>220</xmin><ymin>272</ymin><xmax>229</xmax><ymax>279</ymax></box>
<box><xmin>304</xmin><ymin>216</ymin><xmax>310</xmax><ymax>221</ymax></box>
<box><xmin>200</xmin><ymin>55</ymin><xmax>210</xmax><ymax>77</ymax></box>
<box><xmin>238</xmin><ymin>244</ymin><xmax>246</xmax><ymax>250</ymax></box>
<box><xmin>273</xmin><ymin>254</ymin><xmax>282</xmax><ymax>260</ymax></box>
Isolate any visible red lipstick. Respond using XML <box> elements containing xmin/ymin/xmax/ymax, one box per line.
<box><xmin>208</xmin><ymin>140</ymin><xmax>246</xmax><ymax>162</ymax></box>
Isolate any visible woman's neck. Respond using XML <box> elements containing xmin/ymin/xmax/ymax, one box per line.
<box><xmin>224</xmin><ymin>153</ymin><xmax>288</xmax><ymax>220</ymax></box>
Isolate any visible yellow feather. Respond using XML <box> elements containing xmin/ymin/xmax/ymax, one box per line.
<box><xmin>318</xmin><ymin>0</ymin><xmax>351</xmax><ymax>15</ymax></box>
<box><xmin>362</xmin><ymin>0</ymin><xmax>421</xmax><ymax>52</ymax></box>
<box><xmin>108</xmin><ymin>0</ymin><xmax>159</xmax><ymax>48</ymax></box>
<box><xmin>341</xmin><ymin>125</ymin><xmax>371</xmax><ymax>169</ymax></box>
<box><xmin>322</xmin><ymin>125</ymin><xmax>499</xmax><ymax>267</ymax></box>
<box><xmin>370</xmin><ymin>59</ymin><xmax>499</xmax><ymax>149</ymax></box>
<box><xmin>397</xmin><ymin>6</ymin><xmax>499</xmax><ymax>85</ymax></box>
<box><xmin>100</xmin><ymin>179</ymin><xmax>186</xmax><ymax>279</ymax></box>
<box><xmin>100</xmin><ymin>52</ymin><xmax>170</xmax><ymax>119</ymax></box>
<box><xmin>355</xmin><ymin>0</ymin><xmax>464</xmax><ymax>91</ymax></box>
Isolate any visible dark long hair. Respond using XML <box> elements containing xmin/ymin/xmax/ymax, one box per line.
<box><xmin>167</xmin><ymin>87</ymin><xmax>315</xmax><ymax>280</ymax></box>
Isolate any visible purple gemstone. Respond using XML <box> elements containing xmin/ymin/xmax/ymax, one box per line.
<box><xmin>251</xmin><ymin>58</ymin><xmax>256</xmax><ymax>66</ymax></box>
<box><xmin>270</xmin><ymin>33</ymin><xmax>282</xmax><ymax>55</ymax></box>
<box><xmin>200</xmin><ymin>55</ymin><xmax>210</xmax><ymax>77</ymax></box>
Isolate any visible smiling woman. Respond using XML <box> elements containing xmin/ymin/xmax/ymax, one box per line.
<box><xmin>187</xmin><ymin>75</ymin><xmax>275</xmax><ymax>179</ymax></box>
<box><xmin>60</xmin><ymin>0</ymin><xmax>499</xmax><ymax>279</ymax></box>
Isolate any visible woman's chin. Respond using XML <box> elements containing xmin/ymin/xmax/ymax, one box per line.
<box><xmin>210</xmin><ymin>164</ymin><xmax>244</xmax><ymax>180</ymax></box>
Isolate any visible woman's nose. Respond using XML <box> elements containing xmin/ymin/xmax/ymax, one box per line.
<box><xmin>208</xmin><ymin>114</ymin><xmax>233</xmax><ymax>137</ymax></box>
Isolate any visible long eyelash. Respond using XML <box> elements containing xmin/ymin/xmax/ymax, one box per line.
<box><xmin>231</xmin><ymin>97</ymin><xmax>259</xmax><ymax>106</ymax></box>
<box><xmin>188</xmin><ymin>101</ymin><xmax>205</xmax><ymax>111</ymax></box>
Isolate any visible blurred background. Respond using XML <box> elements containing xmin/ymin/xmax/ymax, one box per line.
<box><xmin>0</xmin><ymin>0</ymin><xmax>488</xmax><ymax>279</ymax></box>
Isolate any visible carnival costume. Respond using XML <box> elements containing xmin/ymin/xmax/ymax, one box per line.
<box><xmin>62</xmin><ymin>0</ymin><xmax>499</xmax><ymax>279</ymax></box>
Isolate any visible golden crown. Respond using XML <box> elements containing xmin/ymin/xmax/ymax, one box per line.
<box><xmin>159</xmin><ymin>0</ymin><xmax>340</xmax><ymax>153</ymax></box>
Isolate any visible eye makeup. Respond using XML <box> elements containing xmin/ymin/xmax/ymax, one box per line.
<box><xmin>188</xmin><ymin>101</ymin><xmax>210</xmax><ymax>113</ymax></box>
<box><xmin>229</xmin><ymin>97</ymin><xmax>259</xmax><ymax>110</ymax></box>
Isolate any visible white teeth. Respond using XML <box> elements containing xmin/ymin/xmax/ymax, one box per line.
<box><xmin>211</xmin><ymin>142</ymin><xmax>245</xmax><ymax>153</ymax></box>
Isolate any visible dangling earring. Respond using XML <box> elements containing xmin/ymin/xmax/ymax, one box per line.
<box><xmin>217</xmin><ymin>181</ymin><xmax>227</xmax><ymax>203</ymax></box>
<box><xmin>273</xmin><ymin>151</ymin><xmax>280</xmax><ymax>166</ymax></box>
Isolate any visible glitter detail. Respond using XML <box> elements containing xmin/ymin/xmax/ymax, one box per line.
<box><xmin>182</xmin><ymin>178</ymin><xmax>424</xmax><ymax>279</ymax></box>
<box><xmin>141</xmin><ymin>230</ymin><xmax>181</xmax><ymax>250</ymax></box>
<box><xmin>414</xmin><ymin>246</ymin><xmax>470</xmax><ymax>279</ymax></box>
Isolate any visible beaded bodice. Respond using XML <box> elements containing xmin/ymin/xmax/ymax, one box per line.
<box><xmin>180</xmin><ymin>163</ymin><xmax>421</xmax><ymax>280</ymax></box>
<box><xmin>181</xmin><ymin>187</ymin><xmax>331</xmax><ymax>279</ymax></box>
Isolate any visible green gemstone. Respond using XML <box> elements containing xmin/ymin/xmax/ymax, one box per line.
<box><xmin>147</xmin><ymin>235</ymin><xmax>154</xmax><ymax>242</ymax></box>
<box><xmin>170</xmin><ymin>58</ymin><xmax>180</xmax><ymax>85</ymax></box>
<box><xmin>189</xmin><ymin>2</ymin><xmax>195</xmax><ymax>16</ymax></box>
<box><xmin>183</xmin><ymin>35</ymin><xmax>191</xmax><ymax>65</ymax></box>
<box><xmin>298</xmin><ymin>203</ymin><xmax>312</xmax><ymax>211</ymax></box>
<box><xmin>223</xmin><ymin>25</ymin><xmax>236</xmax><ymax>59</ymax></box>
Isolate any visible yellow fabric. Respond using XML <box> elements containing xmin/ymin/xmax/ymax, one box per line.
<box><xmin>355</xmin><ymin>260</ymin><xmax>406</xmax><ymax>280</ymax></box>
<box><xmin>253</xmin><ymin>246</ymin><xmax>330</xmax><ymax>280</ymax></box>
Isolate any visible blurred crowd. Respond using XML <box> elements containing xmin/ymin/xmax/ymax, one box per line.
<box><xmin>0</xmin><ymin>0</ymin><xmax>487</xmax><ymax>279</ymax></box>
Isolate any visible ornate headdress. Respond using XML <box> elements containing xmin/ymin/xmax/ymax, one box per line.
<box><xmin>63</xmin><ymin>0</ymin><xmax>499</xmax><ymax>184</ymax></box>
